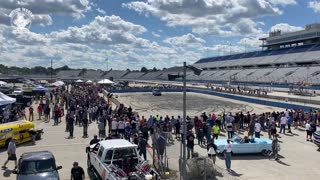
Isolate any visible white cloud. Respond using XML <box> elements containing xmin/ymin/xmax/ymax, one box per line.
<box><xmin>164</xmin><ymin>33</ymin><xmax>205</xmax><ymax>47</ymax></box>
<box><xmin>270</xmin><ymin>23</ymin><xmax>303</xmax><ymax>33</ymax></box>
<box><xmin>269</xmin><ymin>0</ymin><xmax>297</xmax><ymax>6</ymax></box>
<box><xmin>96</xmin><ymin>8</ymin><xmax>106</xmax><ymax>15</ymax></box>
<box><xmin>152</xmin><ymin>31</ymin><xmax>160</xmax><ymax>38</ymax></box>
<box><xmin>123</xmin><ymin>0</ymin><xmax>283</xmax><ymax>36</ymax></box>
<box><xmin>309</xmin><ymin>0</ymin><xmax>320</xmax><ymax>13</ymax></box>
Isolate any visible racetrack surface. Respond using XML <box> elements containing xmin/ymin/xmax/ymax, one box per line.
<box><xmin>115</xmin><ymin>92</ymin><xmax>280</xmax><ymax>117</ymax></box>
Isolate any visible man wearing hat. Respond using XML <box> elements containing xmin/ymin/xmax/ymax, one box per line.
<box><xmin>2</xmin><ymin>138</ymin><xmax>17</xmax><ymax>170</ymax></box>
<box><xmin>71</xmin><ymin>161</ymin><xmax>85</xmax><ymax>180</ymax></box>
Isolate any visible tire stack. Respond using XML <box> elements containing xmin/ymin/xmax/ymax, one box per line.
<box><xmin>314</xmin><ymin>131</ymin><xmax>320</xmax><ymax>149</ymax></box>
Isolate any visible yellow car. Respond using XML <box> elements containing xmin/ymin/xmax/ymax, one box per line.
<box><xmin>0</xmin><ymin>120</ymin><xmax>43</xmax><ymax>148</ymax></box>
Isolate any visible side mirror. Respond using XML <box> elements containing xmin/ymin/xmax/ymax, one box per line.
<box><xmin>57</xmin><ymin>166</ymin><xmax>62</xmax><ymax>170</ymax></box>
<box><xmin>12</xmin><ymin>170</ymin><xmax>18</xmax><ymax>174</ymax></box>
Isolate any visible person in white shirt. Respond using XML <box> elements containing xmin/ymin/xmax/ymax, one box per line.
<box><xmin>305</xmin><ymin>120</ymin><xmax>312</xmax><ymax>141</ymax></box>
<box><xmin>224</xmin><ymin>139</ymin><xmax>232</xmax><ymax>170</ymax></box>
<box><xmin>118</xmin><ymin>119</ymin><xmax>125</xmax><ymax>138</ymax></box>
<box><xmin>2</xmin><ymin>139</ymin><xmax>17</xmax><ymax>170</ymax></box>
<box><xmin>111</xmin><ymin>118</ymin><xmax>118</xmax><ymax>136</ymax></box>
<box><xmin>279</xmin><ymin>114</ymin><xmax>287</xmax><ymax>134</ymax></box>
<box><xmin>254</xmin><ymin>120</ymin><xmax>262</xmax><ymax>138</ymax></box>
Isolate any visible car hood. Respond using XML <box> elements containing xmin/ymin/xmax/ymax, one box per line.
<box><xmin>17</xmin><ymin>171</ymin><xmax>59</xmax><ymax>180</ymax></box>
<box><xmin>214</xmin><ymin>139</ymin><xmax>228</xmax><ymax>147</ymax></box>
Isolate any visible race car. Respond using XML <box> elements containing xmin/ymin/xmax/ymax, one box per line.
<box><xmin>152</xmin><ymin>89</ymin><xmax>161</xmax><ymax>96</ymax></box>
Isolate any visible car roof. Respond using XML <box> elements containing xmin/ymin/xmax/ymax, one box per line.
<box><xmin>99</xmin><ymin>139</ymin><xmax>137</xmax><ymax>149</ymax></box>
<box><xmin>21</xmin><ymin>151</ymin><xmax>54</xmax><ymax>161</ymax></box>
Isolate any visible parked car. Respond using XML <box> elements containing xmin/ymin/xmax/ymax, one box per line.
<box><xmin>215</xmin><ymin>134</ymin><xmax>272</xmax><ymax>155</ymax></box>
<box><xmin>152</xmin><ymin>89</ymin><xmax>161</xmax><ymax>96</ymax></box>
<box><xmin>13</xmin><ymin>151</ymin><xmax>62</xmax><ymax>180</ymax></box>
<box><xmin>313</xmin><ymin>130</ymin><xmax>320</xmax><ymax>150</ymax></box>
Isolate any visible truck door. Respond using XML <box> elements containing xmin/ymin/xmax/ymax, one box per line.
<box><xmin>95</xmin><ymin>146</ymin><xmax>105</xmax><ymax>176</ymax></box>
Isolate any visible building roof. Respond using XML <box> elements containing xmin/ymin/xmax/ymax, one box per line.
<box><xmin>99</xmin><ymin>139</ymin><xmax>137</xmax><ymax>149</ymax></box>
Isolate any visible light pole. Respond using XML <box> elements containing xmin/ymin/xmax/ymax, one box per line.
<box><xmin>179</xmin><ymin>62</ymin><xmax>202</xmax><ymax>180</ymax></box>
<box><xmin>106</xmin><ymin>57</ymin><xmax>109</xmax><ymax>71</ymax></box>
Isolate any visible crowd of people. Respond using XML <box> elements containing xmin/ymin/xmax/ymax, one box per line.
<box><xmin>2</xmin><ymin>82</ymin><xmax>320</xmax><ymax>176</ymax></box>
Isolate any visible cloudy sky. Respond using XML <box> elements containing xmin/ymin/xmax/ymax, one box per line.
<box><xmin>0</xmin><ymin>0</ymin><xmax>319</xmax><ymax>70</ymax></box>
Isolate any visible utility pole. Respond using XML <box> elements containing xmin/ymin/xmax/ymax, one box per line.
<box><xmin>51</xmin><ymin>59</ymin><xmax>53</xmax><ymax>81</ymax></box>
<box><xmin>182</xmin><ymin>61</ymin><xmax>187</xmax><ymax>180</ymax></box>
<box><xmin>106</xmin><ymin>57</ymin><xmax>109</xmax><ymax>71</ymax></box>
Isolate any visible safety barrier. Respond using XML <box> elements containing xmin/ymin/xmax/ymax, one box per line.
<box><xmin>106</xmin><ymin>88</ymin><xmax>318</xmax><ymax>111</ymax></box>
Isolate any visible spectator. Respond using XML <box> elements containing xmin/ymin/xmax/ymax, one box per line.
<box><xmin>254</xmin><ymin>120</ymin><xmax>261</xmax><ymax>138</ymax></box>
<box><xmin>279</xmin><ymin>114</ymin><xmax>287</xmax><ymax>134</ymax></box>
<box><xmin>28</xmin><ymin>106</ymin><xmax>34</xmax><ymax>121</ymax></box>
<box><xmin>186</xmin><ymin>130</ymin><xmax>195</xmax><ymax>159</ymax></box>
<box><xmin>224</xmin><ymin>139</ymin><xmax>232</xmax><ymax>171</ymax></box>
<box><xmin>2</xmin><ymin>139</ymin><xmax>17</xmax><ymax>170</ymax></box>
<box><xmin>71</xmin><ymin>162</ymin><xmax>85</xmax><ymax>180</ymax></box>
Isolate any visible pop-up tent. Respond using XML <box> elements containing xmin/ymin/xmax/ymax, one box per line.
<box><xmin>97</xmin><ymin>79</ymin><xmax>114</xmax><ymax>84</ymax></box>
<box><xmin>0</xmin><ymin>92</ymin><xmax>16</xmax><ymax>106</ymax></box>
<box><xmin>76</xmin><ymin>79</ymin><xmax>83</xmax><ymax>83</ymax></box>
<box><xmin>0</xmin><ymin>81</ymin><xmax>7</xmax><ymax>86</ymax></box>
<box><xmin>51</xmin><ymin>81</ymin><xmax>64</xmax><ymax>86</ymax></box>
<box><xmin>86</xmin><ymin>80</ymin><xmax>93</xmax><ymax>83</ymax></box>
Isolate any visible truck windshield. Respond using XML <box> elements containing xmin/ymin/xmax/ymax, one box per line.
<box><xmin>20</xmin><ymin>159</ymin><xmax>56</xmax><ymax>175</ymax></box>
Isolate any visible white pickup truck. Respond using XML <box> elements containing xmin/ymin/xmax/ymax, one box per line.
<box><xmin>86</xmin><ymin>139</ymin><xmax>159</xmax><ymax>180</ymax></box>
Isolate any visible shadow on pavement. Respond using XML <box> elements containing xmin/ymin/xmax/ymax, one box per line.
<box><xmin>228</xmin><ymin>169</ymin><xmax>243</xmax><ymax>177</ymax></box>
<box><xmin>3</xmin><ymin>169</ymin><xmax>13</xmax><ymax>177</ymax></box>
<box><xmin>276</xmin><ymin>159</ymin><xmax>290</xmax><ymax>166</ymax></box>
<box><xmin>217</xmin><ymin>154</ymin><xmax>285</xmax><ymax>161</ymax></box>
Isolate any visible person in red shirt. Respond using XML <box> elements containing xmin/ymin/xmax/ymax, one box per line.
<box><xmin>28</xmin><ymin>106</ymin><xmax>34</xmax><ymax>121</ymax></box>
<box><xmin>37</xmin><ymin>104</ymin><xmax>43</xmax><ymax>120</ymax></box>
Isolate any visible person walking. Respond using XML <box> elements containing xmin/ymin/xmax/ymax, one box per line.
<box><xmin>254</xmin><ymin>120</ymin><xmax>261</xmax><ymax>138</ymax></box>
<box><xmin>28</xmin><ymin>106</ymin><xmax>34</xmax><ymax>121</ymax></box>
<box><xmin>207</xmin><ymin>139</ymin><xmax>217</xmax><ymax>164</ymax></box>
<box><xmin>212</xmin><ymin>122</ymin><xmax>220</xmax><ymax>140</ymax></box>
<box><xmin>224</xmin><ymin>139</ymin><xmax>232</xmax><ymax>171</ymax></box>
<box><xmin>186</xmin><ymin>130</ymin><xmax>195</xmax><ymax>159</ymax></box>
<box><xmin>269</xmin><ymin>134</ymin><xmax>279</xmax><ymax>161</ymax></box>
<box><xmin>138</xmin><ymin>136</ymin><xmax>147</xmax><ymax>160</ymax></box>
<box><xmin>71</xmin><ymin>162</ymin><xmax>85</xmax><ymax>180</ymax></box>
<box><xmin>306</xmin><ymin>120</ymin><xmax>312</xmax><ymax>141</ymax></box>
<box><xmin>37</xmin><ymin>104</ymin><xmax>43</xmax><ymax>120</ymax></box>
<box><xmin>67</xmin><ymin>114</ymin><xmax>75</xmax><ymax>138</ymax></box>
<box><xmin>82</xmin><ymin>116</ymin><xmax>88</xmax><ymax>138</ymax></box>
<box><xmin>279</xmin><ymin>114</ymin><xmax>287</xmax><ymax>134</ymax></box>
<box><xmin>2</xmin><ymin>139</ymin><xmax>17</xmax><ymax>170</ymax></box>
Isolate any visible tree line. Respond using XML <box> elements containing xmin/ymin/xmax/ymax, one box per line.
<box><xmin>0</xmin><ymin>64</ymin><xmax>165</xmax><ymax>75</ymax></box>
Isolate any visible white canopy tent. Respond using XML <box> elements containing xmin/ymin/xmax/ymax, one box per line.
<box><xmin>0</xmin><ymin>92</ymin><xmax>16</xmax><ymax>106</ymax></box>
<box><xmin>0</xmin><ymin>81</ymin><xmax>7</xmax><ymax>86</ymax></box>
<box><xmin>86</xmin><ymin>80</ymin><xmax>93</xmax><ymax>83</ymax></box>
<box><xmin>51</xmin><ymin>81</ymin><xmax>65</xmax><ymax>86</ymax></box>
<box><xmin>97</xmin><ymin>79</ymin><xmax>114</xmax><ymax>84</ymax></box>
<box><xmin>76</xmin><ymin>79</ymin><xmax>84</xmax><ymax>83</ymax></box>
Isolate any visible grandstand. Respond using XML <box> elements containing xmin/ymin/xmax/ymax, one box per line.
<box><xmin>124</xmin><ymin>23</ymin><xmax>320</xmax><ymax>87</ymax></box>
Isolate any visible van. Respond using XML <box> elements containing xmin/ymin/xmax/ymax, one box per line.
<box><xmin>0</xmin><ymin>120</ymin><xmax>43</xmax><ymax>148</ymax></box>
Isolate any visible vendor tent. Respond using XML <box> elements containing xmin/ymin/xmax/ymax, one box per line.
<box><xmin>86</xmin><ymin>80</ymin><xmax>93</xmax><ymax>83</ymax></box>
<box><xmin>0</xmin><ymin>81</ymin><xmax>7</xmax><ymax>85</ymax></box>
<box><xmin>0</xmin><ymin>92</ymin><xmax>16</xmax><ymax>106</ymax></box>
<box><xmin>51</xmin><ymin>81</ymin><xmax>64</xmax><ymax>86</ymax></box>
<box><xmin>76</xmin><ymin>79</ymin><xmax>83</xmax><ymax>83</ymax></box>
<box><xmin>97</xmin><ymin>79</ymin><xmax>114</xmax><ymax>84</ymax></box>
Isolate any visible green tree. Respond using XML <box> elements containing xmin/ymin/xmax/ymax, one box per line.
<box><xmin>140</xmin><ymin>67</ymin><xmax>148</xmax><ymax>73</ymax></box>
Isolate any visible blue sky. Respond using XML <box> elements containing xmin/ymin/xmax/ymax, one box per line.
<box><xmin>1</xmin><ymin>0</ymin><xmax>320</xmax><ymax>70</ymax></box>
